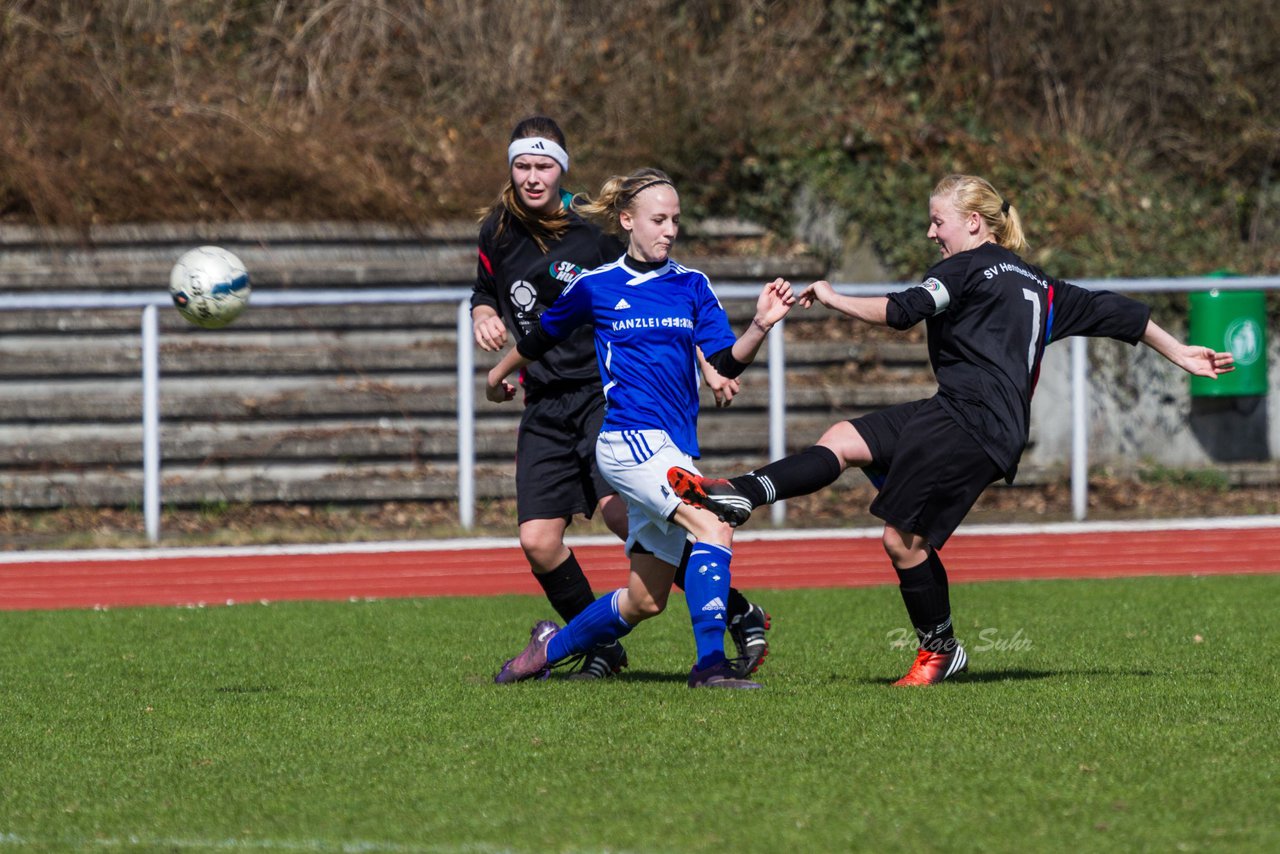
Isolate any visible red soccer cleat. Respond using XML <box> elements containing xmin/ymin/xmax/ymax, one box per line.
<box><xmin>666</xmin><ymin>466</ymin><xmax>754</xmax><ymax>527</ymax></box>
<box><xmin>893</xmin><ymin>644</ymin><xmax>968</xmax><ymax>686</ymax></box>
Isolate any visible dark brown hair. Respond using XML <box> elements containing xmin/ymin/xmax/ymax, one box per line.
<box><xmin>479</xmin><ymin>115</ymin><xmax>571</xmax><ymax>253</ymax></box>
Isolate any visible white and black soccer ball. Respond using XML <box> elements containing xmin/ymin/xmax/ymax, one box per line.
<box><xmin>169</xmin><ymin>246</ymin><xmax>251</xmax><ymax>329</ymax></box>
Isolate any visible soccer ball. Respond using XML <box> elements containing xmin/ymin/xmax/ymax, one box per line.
<box><xmin>169</xmin><ymin>246</ymin><xmax>251</xmax><ymax>329</ymax></box>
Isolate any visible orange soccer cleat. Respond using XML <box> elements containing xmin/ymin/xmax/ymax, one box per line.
<box><xmin>666</xmin><ymin>466</ymin><xmax>754</xmax><ymax>527</ymax></box>
<box><xmin>893</xmin><ymin>644</ymin><xmax>968</xmax><ymax>686</ymax></box>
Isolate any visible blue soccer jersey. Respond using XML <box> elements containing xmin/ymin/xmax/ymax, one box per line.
<box><xmin>536</xmin><ymin>255</ymin><xmax>736</xmax><ymax>457</ymax></box>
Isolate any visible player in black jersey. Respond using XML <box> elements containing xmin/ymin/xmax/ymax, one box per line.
<box><xmin>668</xmin><ymin>173</ymin><xmax>1234</xmax><ymax>686</ymax></box>
<box><xmin>472</xmin><ymin>116</ymin><xmax>770</xmax><ymax>679</ymax></box>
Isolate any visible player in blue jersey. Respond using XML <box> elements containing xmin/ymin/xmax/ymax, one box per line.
<box><xmin>472</xmin><ymin>116</ymin><xmax>631</xmax><ymax>679</ymax></box>
<box><xmin>669</xmin><ymin>173</ymin><xmax>1235</xmax><ymax>686</ymax></box>
<box><xmin>487</xmin><ymin>167</ymin><xmax>795</xmax><ymax>688</ymax></box>
<box><xmin>475</xmin><ymin>119</ymin><xmax>771</xmax><ymax>680</ymax></box>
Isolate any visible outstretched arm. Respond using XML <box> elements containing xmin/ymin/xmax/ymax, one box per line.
<box><xmin>730</xmin><ymin>277</ymin><xmax>796</xmax><ymax>364</ymax></box>
<box><xmin>798</xmin><ymin>280</ymin><xmax>889</xmax><ymax>325</ymax></box>
<box><xmin>1141</xmin><ymin>319</ymin><xmax>1235</xmax><ymax>378</ymax></box>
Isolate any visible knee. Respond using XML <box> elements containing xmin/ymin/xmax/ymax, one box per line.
<box><xmin>520</xmin><ymin>530</ymin><xmax>567</xmax><ymax>572</ymax></box>
<box><xmin>680</xmin><ymin>510</ymin><xmax>734</xmax><ymax>547</ymax></box>
<box><xmin>620</xmin><ymin>590</ymin><xmax>667</xmax><ymax>623</ymax></box>
<box><xmin>881</xmin><ymin>527</ymin><xmax>926</xmax><ymax>569</ymax></box>
<box><xmin>817</xmin><ymin>422</ymin><xmax>868</xmax><ymax>468</ymax></box>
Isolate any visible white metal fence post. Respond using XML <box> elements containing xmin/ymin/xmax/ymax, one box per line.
<box><xmin>768</xmin><ymin>317</ymin><xmax>787</xmax><ymax>525</ymax></box>
<box><xmin>141</xmin><ymin>305</ymin><xmax>161</xmax><ymax>543</ymax></box>
<box><xmin>1071</xmin><ymin>335</ymin><xmax>1089</xmax><ymax>521</ymax></box>
<box><xmin>457</xmin><ymin>299</ymin><xmax>475</xmax><ymax>530</ymax></box>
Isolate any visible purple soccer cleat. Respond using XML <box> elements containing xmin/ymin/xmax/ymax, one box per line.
<box><xmin>494</xmin><ymin>620</ymin><xmax>560</xmax><ymax>684</ymax></box>
<box><xmin>687</xmin><ymin>658</ymin><xmax>762</xmax><ymax>690</ymax></box>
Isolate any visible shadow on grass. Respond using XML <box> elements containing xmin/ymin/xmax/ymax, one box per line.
<box><xmin>579</xmin><ymin>669</ymin><xmax>689</xmax><ymax>684</ymax></box>
<box><xmin>849</xmin><ymin>667</ymin><xmax>1156</xmax><ymax>686</ymax></box>
<box><xmin>547</xmin><ymin>667</ymin><xmax>1159</xmax><ymax>686</ymax></box>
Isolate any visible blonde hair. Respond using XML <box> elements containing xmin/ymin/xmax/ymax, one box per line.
<box><xmin>932</xmin><ymin>174</ymin><xmax>1028</xmax><ymax>253</ymax></box>
<box><xmin>478</xmin><ymin>115</ymin><xmax>571</xmax><ymax>254</ymax></box>
<box><xmin>574</xmin><ymin>168</ymin><xmax>675</xmax><ymax>237</ymax></box>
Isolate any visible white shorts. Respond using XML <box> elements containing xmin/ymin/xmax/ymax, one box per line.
<box><xmin>595</xmin><ymin>429</ymin><xmax>696</xmax><ymax>567</ymax></box>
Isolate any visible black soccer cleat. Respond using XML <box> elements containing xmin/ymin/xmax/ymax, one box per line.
<box><xmin>727</xmin><ymin>602</ymin><xmax>770</xmax><ymax>677</ymax></box>
<box><xmin>666</xmin><ymin>466</ymin><xmax>754</xmax><ymax>527</ymax></box>
<box><xmin>565</xmin><ymin>641</ymin><xmax>629</xmax><ymax>680</ymax></box>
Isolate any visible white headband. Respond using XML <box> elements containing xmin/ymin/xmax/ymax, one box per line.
<box><xmin>508</xmin><ymin>137</ymin><xmax>570</xmax><ymax>173</ymax></box>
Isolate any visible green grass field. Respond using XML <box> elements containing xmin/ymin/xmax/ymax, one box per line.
<box><xmin>2</xmin><ymin>574</ymin><xmax>1276</xmax><ymax>853</ymax></box>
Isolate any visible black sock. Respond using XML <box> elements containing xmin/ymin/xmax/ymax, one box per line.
<box><xmin>534</xmin><ymin>551</ymin><xmax>596</xmax><ymax>624</ymax></box>
<box><xmin>672</xmin><ymin>560</ymin><xmax>686</xmax><ymax>590</ymax></box>
<box><xmin>730</xmin><ymin>445</ymin><xmax>843</xmax><ymax>506</ymax></box>
<box><xmin>928</xmin><ymin>548</ymin><xmax>950</xmax><ymax>601</ymax></box>
<box><xmin>895</xmin><ymin>553</ymin><xmax>954</xmax><ymax>652</ymax></box>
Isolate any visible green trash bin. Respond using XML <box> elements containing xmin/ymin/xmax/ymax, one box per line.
<box><xmin>1188</xmin><ymin>287</ymin><xmax>1268</xmax><ymax>397</ymax></box>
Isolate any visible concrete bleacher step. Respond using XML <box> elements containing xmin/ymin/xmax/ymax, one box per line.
<box><xmin>0</xmin><ymin>220</ymin><xmax>825</xmax><ymax>291</ymax></box>
<box><xmin>0</xmin><ymin>220</ymin><xmax>944</xmax><ymax>509</ymax></box>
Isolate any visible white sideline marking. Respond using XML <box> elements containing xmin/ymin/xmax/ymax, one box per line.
<box><xmin>0</xmin><ymin>831</ymin><xmax>525</xmax><ymax>853</ymax></box>
<box><xmin>2</xmin><ymin>514</ymin><xmax>1278</xmax><ymax>565</ymax></box>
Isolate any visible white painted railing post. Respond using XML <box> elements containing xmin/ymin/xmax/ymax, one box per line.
<box><xmin>768</xmin><ymin>318</ymin><xmax>787</xmax><ymax>525</ymax></box>
<box><xmin>1071</xmin><ymin>335</ymin><xmax>1089</xmax><ymax>521</ymax></box>
<box><xmin>141</xmin><ymin>305</ymin><xmax>161</xmax><ymax>543</ymax></box>
<box><xmin>456</xmin><ymin>299</ymin><xmax>475</xmax><ymax>530</ymax></box>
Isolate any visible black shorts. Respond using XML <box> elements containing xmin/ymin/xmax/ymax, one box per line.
<box><xmin>850</xmin><ymin>396</ymin><xmax>1002</xmax><ymax>550</ymax></box>
<box><xmin>515</xmin><ymin>383</ymin><xmax>616</xmax><ymax>524</ymax></box>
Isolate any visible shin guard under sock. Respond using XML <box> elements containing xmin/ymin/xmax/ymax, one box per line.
<box><xmin>534</xmin><ymin>551</ymin><xmax>596</xmax><ymax>624</ymax></box>
<box><xmin>683</xmin><ymin>542</ymin><xmax>733</xmax><ymax>668</ymax></box>
<box><xmin>546</xmin><ymin>589</ymin><xmax>633</xmax><ymax>664</ymax></box>
<box><xmin>674</xmin><ymin>561</ymin><xmax>750</xmax><ymax>623</ymax></box>
<box><xmin>895</xmin><ymin>554</ymin><xmax>954</xmax><ymax>652</ymax></box>
<box><xmin>730</xmin><ymin>445</ymin><xmax>843</xmax><ymax>506</ymax></box>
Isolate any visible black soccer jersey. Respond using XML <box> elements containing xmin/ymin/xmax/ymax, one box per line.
<box><xmin>885</xmin><ymin>242</ymin><xmax>1151</xmax><ymax>480</ymax></box>
<box><xmin>472</xmin><ymin>206</ymin><xmax>624</xmax><ymax>395</ymax></box>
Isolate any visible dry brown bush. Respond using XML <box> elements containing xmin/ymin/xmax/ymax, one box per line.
<box><xmin>937</xmin><ymin>0</ymin><xmax>1280</xmax><ymax>179</ymax></box>
<box><xmin>0</xmin><ymin>0</ymin><xmax>1275</xmax><ymax>241</ymax></box>
<box><xmin>0</xmin><ymin>0</ymin><xmax>838</xmax><ymax>226</ymax></box>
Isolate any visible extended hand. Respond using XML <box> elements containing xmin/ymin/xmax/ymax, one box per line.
<box><xmin>798</xmin><ymin>280</ymin><xmax>836</xmax><ymax>309</ymax></box>
<box><xmin>1177</xmin><ymin>345</ymin><xmax>1235</xmax><ymax>379</ymax></box>
<box><xmin>756</xmin><ymin>277</ymin><xmax>796</xmax><ymax>327</ymax></box>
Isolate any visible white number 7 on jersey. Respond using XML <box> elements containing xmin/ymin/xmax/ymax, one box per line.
<box><xmin>1022</xmin><ymin>288</ymin><xmax>1041</xmax><ymax>375</ymax></box>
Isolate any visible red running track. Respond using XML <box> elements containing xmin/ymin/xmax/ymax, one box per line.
<box><xmin>2</xmin><ymin>522</ymin><xmax>1278</xmax><ymax>612</ymax></box>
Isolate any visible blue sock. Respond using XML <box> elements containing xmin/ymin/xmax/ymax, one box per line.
<box><xmin>546</xmin><ymin>589</ymin><xmax>633</xmax><ymax>664</ymax></box>
<box><xmin>683</xmin><ymin>542</ymin><xmax>732</xmax><ymax>669</ymax></box>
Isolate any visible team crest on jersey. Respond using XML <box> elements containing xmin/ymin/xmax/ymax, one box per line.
<box><xmin>509</xmin><ymin>280</ymin><xmax>537</xmax><ymax>312</ymax></box>
<box><xmin>550</xmin><ymin>260</ymin><xmax>584</xmax><ymax>283</ymax></box>
<box><xmin>921</xmin><ymin>277</ymin><xmax>951</xmax><ymax>313</ymax></box>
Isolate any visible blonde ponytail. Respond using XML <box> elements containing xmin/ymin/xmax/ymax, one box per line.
<box><xmin>575</xmin><ymin>168</ymin><xmax>675</xmax><ymax>236</ymax></box>
<box><xmin>932</xmin><ymin>174</ymin><xmax>1028</xmax><ymax>253</ymax></box>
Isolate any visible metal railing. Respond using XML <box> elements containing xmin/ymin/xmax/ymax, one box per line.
<box><xmin>3</xmin><ymin>275</ymin><xmax>1276</xmax><ymax>543</ymax></box>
